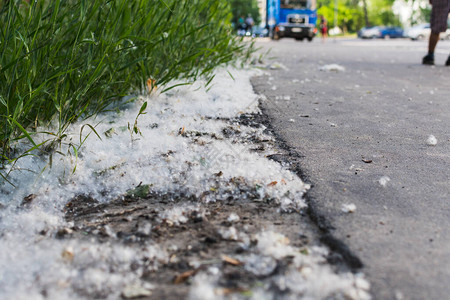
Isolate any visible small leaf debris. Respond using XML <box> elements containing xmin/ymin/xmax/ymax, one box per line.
<box><xmin>104</xmin><ymin>128</ymin><xmax>116</xmax><ymax>138</ymax></box>
<box><xmin>221</xmin><ymin>255</ymin><xmax>243</xmax><ymax>266</ymax></box>
<box><xmin>21</xmin><ymin>194</ymin><xmax>37</xmax><ymax>207</ymax></box>
<box><xmin>173</xmin><ymin>269</ymin><xmax>197</xmax><ymax>284</ymax></box>
<box><xmin>146</xmin><ymin>78</ymin><xmax>157</xmax><ymax>92</ymax></box>
<box><xmin>126</xmin><ymin>183</ymin><xmax>151</xmax><ymax>198</ymax></box>
<box><xmin>61</xmin><ymin>247</ymin><xmax>74</xmax><ymax>262</ymax></box>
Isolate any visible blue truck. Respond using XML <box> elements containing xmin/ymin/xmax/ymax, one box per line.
<box><xmin>267</xmin><ymin>0</ymin><xmax>318</xmax><ymax>41</ymax></box>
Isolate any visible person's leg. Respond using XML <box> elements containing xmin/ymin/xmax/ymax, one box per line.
<box><xmin>422</xmin><ymin>31</ymin><xmax>440</xmax><ymax>64</ymax></box>
<box><xmin>447</xmin><ymin>5</ymin><xmax>450</xmax><ymax>66</ymax></box>
<box><xmin>428</xmin><ymin>32</ymin><xmax>440</xmax><ymax>54</ymax></box>
<box><xmin>423</xmin><ymin>1</ymin><xmax>448</xmax><ymax>65</ymax></box>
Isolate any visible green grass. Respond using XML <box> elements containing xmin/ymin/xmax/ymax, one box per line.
<box><xmin>329</xmin><ymin>33</ymin><xmax>358</xmax><ymax>38</ymax></box>
<box><xmin>0</xmin><ymin>0</ymin><xmax>254</xmax><ymax>179</ymax></box>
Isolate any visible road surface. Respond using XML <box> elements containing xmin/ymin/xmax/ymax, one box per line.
<box><xmin>252</xmin><ymin>38</ymin><xmax>450</xmax><ymax>300</ymax></box>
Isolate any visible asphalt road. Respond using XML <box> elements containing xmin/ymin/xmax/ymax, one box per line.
<box><xmin>251</xmin><ymin>37</ymin><xmax>450</xmax><ymax>300</ymax></box>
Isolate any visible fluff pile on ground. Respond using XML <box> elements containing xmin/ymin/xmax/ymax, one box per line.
<box><xmin>0</xmin><ymin>68</ymin><xmax>370</xmax><ymax>299</ymax></box>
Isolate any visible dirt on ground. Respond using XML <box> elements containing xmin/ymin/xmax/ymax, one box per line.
<box><xmin>56</xmin><ymin>113</ymin><xmax>353</xmax><ymax>299</ymax></box>
<box><xmin>63</xmin><ymin>192</ymin><xmax>319</xmax><ymax>299</ymax></box>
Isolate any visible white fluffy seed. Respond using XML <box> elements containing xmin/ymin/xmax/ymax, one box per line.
<box><xmin>426</xmin><ymin>135</ymin><xmax>437</xmax><ymax>146</ymax></box>
<box><xmin>341</xmin><ymin>203</ymin><xmax>357</xmax><ymax>213</ymax></box>
<box><xmin>378</xmin><ymin>176</ymin><xmax>390</xmax><ymax>187</ymax></box>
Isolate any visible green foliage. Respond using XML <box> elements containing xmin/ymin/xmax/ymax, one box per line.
<box><xmin>0</xmin><ymin>0</ymin><xmax>253</xmax><ymax>166</ymax></box>
<box><xmin>367</xmin><ymin>0</ymin><xmax>401</xmax><ymax>26</ymax></box>
<box><xmin>229</xmin><ymin>0</ymin><xmax>261</xmax><ymax>27</ymax></box>
<box><xmin>317</xmin><ymin>0</ymin><xmax>364</xmax><ymax>32</ymax></box>
<box><xmin>317</xmin><ymin>0</ymin><xmax>402</xmax><ymax>32</ymax></box>
<box><xmin>417</xmin><ymin>7</ymin><xmax>431</xmax><ymax>24</ymax></box>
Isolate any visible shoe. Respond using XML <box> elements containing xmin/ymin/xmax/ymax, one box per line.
<box><xmin>422</xmin><ymin>54</ymin><xmax>434</xmax><ymax>65</ymax></box>
<box><xmin>446</xmin><ymin>56</ymin><xmax>450</xmax><ymax>66</ymax></box>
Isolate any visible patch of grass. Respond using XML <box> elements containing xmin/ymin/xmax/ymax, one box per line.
<box><xmin>329</xmin><ymin>33</ymin><xmax>358</xmax><ymax>38</ymax></box>
<box><xmin>0</xmin><ymin>0</ymin><xmax>253</xmax><ymax>174</ymax></box>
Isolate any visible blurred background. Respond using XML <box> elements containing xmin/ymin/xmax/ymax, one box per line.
<box><xmin>229</xmin><ymin>0</ymin><xmax>449</xmax><ymax>40</ymax></box>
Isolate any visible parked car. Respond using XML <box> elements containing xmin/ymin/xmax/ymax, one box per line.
<box><xmin>405</xmin><ymin>23</ymin><xmax>431</xmax><ymax>40</ymax></box>
<box><xmin>379</xmin><ymin>26</ymin><xmax>404</xmax><ymax>38</ymax></box>
<box><xmin>358</xmin><ymin>26</ymin><xmax>404</xmax><ymax>39</ymax></box>
<box><xmin>358</xmin><ymin>26</ymin><xmax>382</xmax><ymax>39</ymax></box>
<box><xmin>441</xmin><ymin>28</ymin><xmax>450</xmax><ymax>40</ymax></box>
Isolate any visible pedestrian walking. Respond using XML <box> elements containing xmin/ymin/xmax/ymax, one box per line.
<box><xmin>245</xmin><ymin>14</ymin><xmax>254</xmax><ymax>35</ymax></box>
<box><xmin>319</xmin><ymin>15</ymin><xmax>328</xmax><ymax>42</ymax></box>
<box><xmin>422</xmin><ymin>0</ymin><xmax>450</xmax><ymax>66</ymax></box>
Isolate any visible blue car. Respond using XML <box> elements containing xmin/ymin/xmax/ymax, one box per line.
<box><xmin>379</xmin><ymin>26</ymin><xmax>404</xmax><ymax>38</ymax></box>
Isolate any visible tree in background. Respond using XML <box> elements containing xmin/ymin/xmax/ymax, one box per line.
<box><xmin>317</xmin><ymin>0</ymin><xmax>403</xmax><ymax>33</ymax></box>
<box><xmin>362</xmin><ymin>0</ymin><xmax>369</xmax><ymax>27</ymax></box>
<box><xmin>229</xmin><ymin>0</ymin><xmax>261</xmax><ymax>29</ymax></box>
<box><xmin>418</xmin><ymin>7</ymin><xmax>431</xmax><ymax>23</ymax></box>
<box><xmin>317</xmin><ymin>0</ymin><xmax>364</xmax><ymax>33</ymax></box>
<box><xmin>393</xmin><ymin>0</ymin><xmax>431</xmax><ymax>26</ymax></box>
<box><xmin>368</xmin><ymin>0</ymin><xmax>401</xmax><ymax>26</ymax></box>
